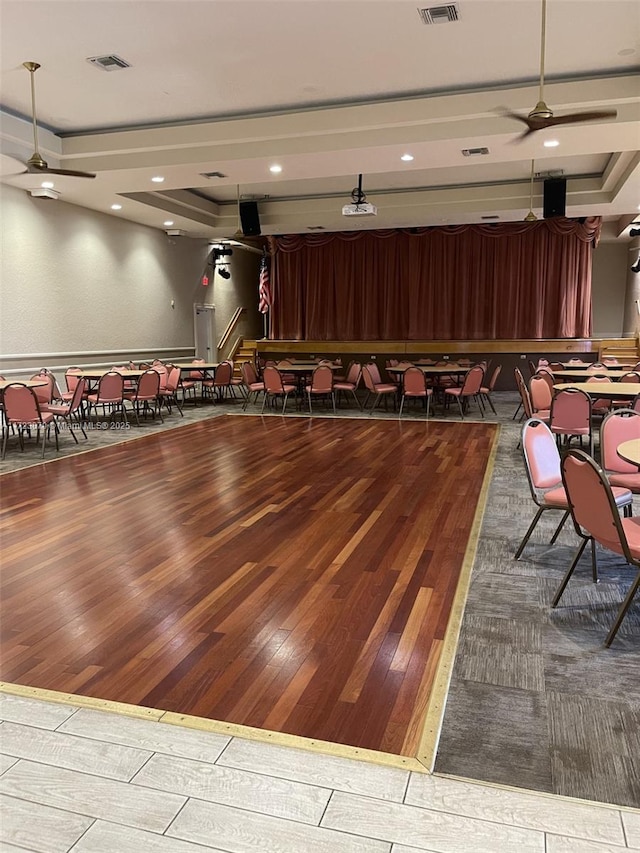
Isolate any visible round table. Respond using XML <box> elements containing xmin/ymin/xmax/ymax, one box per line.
<box><xmin>616</xmin><ymin>438</ymin><xmax>640</xmax><ymax>467</ymax></box>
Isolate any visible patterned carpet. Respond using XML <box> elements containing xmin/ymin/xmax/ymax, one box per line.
<box><xmin>1</xmin><ymin>390</ymin><xmax>638</xmax><ymax>806</ymax></box>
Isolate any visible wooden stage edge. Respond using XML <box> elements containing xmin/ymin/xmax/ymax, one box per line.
<box><xmin>0</xmin><ymin>424</ymin><xmax>500</xmax><ymax>776</ymax></box>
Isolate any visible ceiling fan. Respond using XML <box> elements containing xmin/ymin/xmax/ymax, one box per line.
<box><xmin>500</xmin><ymin>0</ymin><xmax>617</xmax><ymax>140</ymax></box>
<box><xmin>19</xmin><ymin>61</ymin><xmax>95</xmax><ymax>178</ymax></box>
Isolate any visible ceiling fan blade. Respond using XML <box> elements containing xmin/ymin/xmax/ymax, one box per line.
<box><xmin>546</xmin><ymin>110</ymin><xmax>618</xmax><ymax>127</ymax></box>
<box><xmin>26</xmin><ymin>164</ymin><xmax>96</xmax><ymax>179</ymax></box>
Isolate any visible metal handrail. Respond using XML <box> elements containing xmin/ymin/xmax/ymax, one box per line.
<box><xmin>217</xmin><ymin>307</ymin><xmax>245</xmax><ymax>356</ymax></box>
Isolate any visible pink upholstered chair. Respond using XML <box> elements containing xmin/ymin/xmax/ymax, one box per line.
<box><xmin>600</xmin><ymin>409</ymin><xmax>640</xmax><ymax>494</ymax></box>
<box><xmin>226</xmin><ymin>359</ymin><xmax>245</xmax><ymax>400</ymax></box>
<box><xmin>86</xmin><ymin>371</ymin><xmax>126</xmax><ymax>423</ymax></box>
<box><xmin>586</xmin><ymin>375</ymin><xmax>612</xmax><ymax>418</ymax></box>
<box><xmin>549</xmin><ymin>387</ymin><xmax>593</xmax><ymax>455</ymax></box>
<box><xmin>241</xmin><ymin>361</ymin><xmax>265</xmax><ymax>410</ymax></box>
<box><xmin>479</xmin><ymin>364</ymin><xmax>502</xmax><ymax>415</ymax></box>
<box><xmin>158</xmin><ymin>365</ymin><xmax>183</xmax><ymax>415</ymax></box>
<box><xmin>444</xmin><ymin>365</ymin><xmax>484</xmax><ymax>419</ymax></box>
<box><xmin>552</xmin><ymin>449</ymin><xmax>639</xmax><ymax>646</ymax></box>
<box><xmin>399</xmin><ymin>367</ymin><xmax>432</xmax><ymax>419</ymax></box>
<box><xmin>515</xmin><ymin>418</ymin><xmax>572</xmax><ymax>559</ymax></box>
<box><xmin>305</xmin><ymin>364</ymin><xmax>335</xmax><ymax>414</ymax></box>
<box><xmin>45</xmin><ymin>378</ymin><xmax>88</xmax><ymax>442</ymax></box>
<box><xmin>212</xmin><ymin>360</ymin><xmax>233</xmax><ymax>402</ymax></box>
<box><xmin>334</xmin><ymin>362</ymin><xmax>362</xmax><ymax>409</ymax></box>
<box><xmin>362</xmin><ymin>365</ymin><xmax>397</xmax><ymax>414</ymax></box>
<box><xmin>30</xmin><ymin>370</ymin><xmax>56</xmax><ymax>406</ymax></box>
<box><xmin>124</xmin><ymin>369</ymin><xmax>163</xmax><ymax>425</ymax></box>
<box><xmin>60</xmin><ymin>367</ymin><xmax>86</xmax><ymax>403</ymax></box>
<box><xmin>587</xmin><ymin>362</ymin><xmax>608</xmax><ymax>373</ymax></box>
<box><xmin>365</xmin><ymin>361</ymin><xmax>383</xmax><ymax>385</ymax></box>
<box><xmin>2</xmin><ymin>383</ymin><xmax>59</xmax><ymax>458</ymax></box>
<box><xmin>529</xmin><ymin>374</ymin><xmax>553</xmax><ymax>415</ymax></box>
<box><xmin>261</xmin><ymin>365</ymin><xmax>296</xmax><ymax>414</ymax></box>
<box><xmin>612</xmin><ymin>372</ymin><xmax>640</xmax><ymax>408</ymax></box>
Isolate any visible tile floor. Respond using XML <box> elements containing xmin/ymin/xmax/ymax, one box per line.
<box><xmin>1</xmin><ymin>692</ymin><xmax>638</xmax><ymax>853</ymax></box>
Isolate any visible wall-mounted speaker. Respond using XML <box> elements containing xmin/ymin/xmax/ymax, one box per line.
<box><xmin>239</xmin><ymin>201</ymin><xmax>261</xmax><ymax>236</ymax></box>
<box><xmin>543</xmin><ymin>179</ymin><xmax>566</xmax><ymax>219</ymax></box>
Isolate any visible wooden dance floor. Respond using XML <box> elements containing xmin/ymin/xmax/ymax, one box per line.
<box><xmin>0</xmin><ymin>415</ymin><xmax>497</xmax><ymax>758</ymax></box>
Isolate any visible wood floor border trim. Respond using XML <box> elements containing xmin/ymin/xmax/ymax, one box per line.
<box><xmin>415</xmin><ymin>424</ymin><xmax>501</xmax><ymax>773</ymax></box>
<box><xmin>0</xmin><ymin>681</ymin><xmax>423</xmax><ymax>773</ymax></box>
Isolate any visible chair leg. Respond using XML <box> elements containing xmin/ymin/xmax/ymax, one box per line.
<box><xmin>604</xmin><ymin>568</ymin><xmax>640</xmax><ymax>647</ymax></box>
<box><xmin>485</xmin><ymin>393</ymin><xmax>497</xmax><ymax>415</ymax></box>
<box><xmin>331</xmin><ymin>392</ymin><xmax>336</xmax><ymax>415</ymax></box>
<box><xmin>456</xmin><ymin>396</ymin><xmax>464</xmax><ymax>420</ymax></box>
<box><xmin>282</xmin><ymin>392</ymin><xmax>290</xmax><ymax>415</ymax></box>
<box><xmin>514</xmin><ymin>507</ymin><xmax>545</xmax><ymax>560</ymax></box>
<box><xmin>398</xmin><ymin>394</ymin><xmax>405</xmax><ymax>419</ymax></box>
<box><xmin>549</xmin><ymin>510</ymin><xmax>570</xmax><ymax>544</ymax></box>
<box><xmin>552</xmin><ymin>538</ymin><xmax>590</xmax><ymax>607</ymax></box>
<box><xmin>591</xmin><ymin>538</ymin><xmax>599</xmax><ymax>583</ymax></box>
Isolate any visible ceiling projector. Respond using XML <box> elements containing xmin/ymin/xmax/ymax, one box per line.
<box><xmin>342</xmin><ymin>202</ymin><xmax>377</xmax><ymax>216</ymax></box>
<box><xmin>30</xmin><ymin>187</ymin><xmax>60</xmax><ymax>200</ymax></box>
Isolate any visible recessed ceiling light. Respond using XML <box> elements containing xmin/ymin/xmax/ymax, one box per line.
<box><xmin>269</xmin><ymin>164</ymin><xmax>282</xmax><ymax>173</ymax></box>
<box><xmin>543</xmin><ymin>140</ymin><xmax>560</xmax><ymax>148</ymax></box>
<box><xmin>401</xmin><ymin>154</ymin><xmax>414</xmax><ymax>162</ymax></box>
<box><xmin>163</xmin><ymin>220</ymin><xmax>174</xmax><ymax>227</ymax></box>
<box><xmin>41</xmin><ymin>181</ymin><xmax>54</xmax><ymax>188</ymax></box>
<box><xmin>111</xmin><ymin>203</ymin><xmax>122</xmax><ymax>210</ymax></box>
<box><xmin>151</xmin><ymin>176</ymin><xmax>165</xmax><ymax>183</ymax></box>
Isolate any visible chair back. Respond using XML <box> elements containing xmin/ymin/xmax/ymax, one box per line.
<box><xmin>568</xmin><ymin>358</ymin><xmax>582</xmax><ymax>364</ymax></box>
<box><xmin>214</xmin><ymin>361</ymin><xmax>232</xmax><ymax>387</ymax></box>
<box><xmin>486</xmin><ymin>364</ymin><xmax>502</xmax><ymax>391</ymax></box>
<box><xmin>165</xmin><ymin>366</ymin><xmax>181</xmax><ymax>393</ymax></box>
<box><xmin>537</xmin><ymin>359</ymin><xmax>549</xmax><ymax>368</ymax></box>
<box><xmin>346</xmin><ymin>362</ymin><xmax>361</xmax><ymax>386</ymax></box>
<box><xmin>602</xmin><ymin>357</ymin><xmax>619</xmax><ymax>366</ymax></box>
<box><xmin>561</xmin><ymin>450</ymin><xmax>626</xmax><ymax>556</ymax></box>
<box><xmin>619</xmin><ymin>372</ymin><xmax>640</xmax><ymax>384</ymax></box>
<box><xmin>362</xmin><ymin>365</ymin><xmax>377</xmax><ymax>393</ymax></box>
<box><xmin>309</xmin><ymin>365</ymin><xmax>333</xmax><ymax>393</ymax></box>
<box><xmin>587</xmin><ymin>362</ymin><xmax>608</xmax><ymax>372</ymax></box>
<box><xmin>529</xmin><ymin>374</ymin><xmax>552</xmax><ymax>411</ymax></box>
<box><xmin>96</xmin><ymin>371</ymin><xmax>124</xmax><ymax>402</ymax></box>
<box><xmin>459</xmin><ymin>365</ymin><xmax>484</xmax><ymax>395</ymax></box>
<box><xmin>67</xmin><ymin>377</ymin><xmax>86</xmax><ymax>413</ymax></box>
<box><xmin>3</xmin><ymin>383</ymin><xmax>44</xmax><ymax>425</ymax></box>
<box><xmin>600</xmin><ymin>409</ymin><xmax>640</xmax><ymax>474</ymax></box>
<box><xmin>242</xmin><ymin>361</ymin><xmax>260</xmax><ymax>385</ymax></box>
<box><xmin>549</xmin><ymin>362</ymin><xmax>564</xmax><ymax>371</ymax></box>
<box><xmin>586</xmin><ymin>374</ymin><xmax>612</xmax><ymax>410</ymax></box>
<box><xmin>277</xmin><ymin>359</ymin><xmax>293</xmax><ymax>369</ymax></box>
<box><xmin>263</xmin><ymin>365</ymin><xmax>285</xmax><ymax>393</ymax></box>
<box><xmin>522</xmin><ymin>418</ymin><xmax>562</xmax><ymax>495</ymax></box>
<box><xmin>136</xmin><ymin>369</ymin><xmax>161</xmax><ymax>399</ymax></box>
<box><xmin>30</xmin><ymin>370</ymin><xmax>54</xmax><ymax>405</ymax></box>
<box><xmin>396</xmin><ymin>361</ymin><xmax>413</xmax><ymax>370</ymax></box>
<box><xmin>514</xmin><ymin>367</ymin><xmax>534</xmax><ymax>419</ymax></box>
<box><xmin>65</xmin><ymin>367</ymin><xmax>83</xmax><ymax>393</ymax></box>
<box><xmin>550</xmin><ymin>387</ymin><xmax>591</xmax><ymax>432</ymax></box>
<box><xmin>403</xmin><ymin>367</ymin><xmax>426</xmax><ymax>394</ymax></box>
<box><xmin>366</xmin><ymin>362</ymin><xmax>382</xmax><ymax>384</ymax></box>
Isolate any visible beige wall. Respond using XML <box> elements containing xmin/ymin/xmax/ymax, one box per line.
<box><xmin>0</xmin><ymin>185</ymin><xmax>261</xmax><ymax>376</ymax></box>
<box><xmin>591</xmin><ymin>240</ymin><xmax>629</xmax><ymax>337</ymax></box>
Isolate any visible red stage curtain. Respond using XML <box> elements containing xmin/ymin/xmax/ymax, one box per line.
<box><xmin>269</xmin><ymin>218</ymin><xmax>600</xmax><ymax>340</ymax></box>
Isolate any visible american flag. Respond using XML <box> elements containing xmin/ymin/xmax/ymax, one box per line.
<box><xmin>258</xmin><ymin>255</ymin><xmax>271</xmax><ymax>314</ymax></box>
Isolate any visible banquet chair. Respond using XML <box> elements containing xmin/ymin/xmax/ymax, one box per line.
<box><xmin>587</xmin><ymin>362</ymin><xmax>608</xmax><ymax>373</ymax></box>
<box><xmin>586</xmin><ymin>375</ymin><xmax>613</xmax><ymax>418</ymax></box>
<box><xmin>30</xmin><ymin>370</ymin><xmax>56</xmax><ymax>406</ymax></box>
<box><xmin>45</xmin><ymin>378</ymin><xmax>88</xmax><ymax>442</ymax></box>
<box><xmin>241</xmin><ymin>361</ymin><xmax>265</xmax><ymax>410</ymax></box>
<box><xmin>600</xmin><ymin>409</ymin><xmax>640</xmax><ymax>494</ymax></box>
<box><xmin>158</xmin><ymin>365</ymin><xmax>183</xmax><ymax>415</ymax></box>
<box><xmin>399</xmin><ymin>367</ymin><xmax>432</xmax><ymax>419</ymax></box>
<box><xmin>567</xmin><ymin>358</ymin><xmax>583</xmax><ymax>365</ymax></box>
<box><xmin>306</xmin><ymin>364</ymin><xmax>336</xmax><ymax>414</ymax></box>
<box><xmin>333</xmin><ymin>359</ymin><xmax>354</xmax><ymax>383</ymax></box>
<box><xmin>86</xmin><ymin>371</ymin><xmax>126</xmax><ymax>423</ymax></box>
<box><xmin>334</xmin><ymin>362</ymin><xmax>362</xmax><ymax>409</ymax></box>
<box><xmin>444</xmin><ymin>365</ymin><xmax>484</xmax><ymax>419</ymax></box>
<box><xmin>61</xmin><ymin>367</ymin><xmax>86</xmax><ymax>404</ymax></box>
<box><xmin>124</xmin><ymin>369</ymin><xmax>163</xmax><ymax>425</ymax></box>
<box><xmin>611</xmin><ymin>372</ymin><xmax>640</xmax><ymax>408</ymax></box>
<box><xmin>552</xmin><ymin>449</ymin><xmax>639</xmax><ymax>646</ymax></box>
<box><xmin>362</xmin><ymin>365</ymin><xmax>397</xmax><ymax>414</ymax></box>
<box><xmin>602</xmin><ymin>357</ymin><xmax>619</xmax><ymax>366</ymax></box>
<box><xmin>479</xmin><ymin>364</ymin><xmax>502</xmax><ymax>414</ymax></box>
<box><xmin>2</xmin><ymin>383</ymin><xmax>59</xmax><ymax>459</ymax></box>
<box><xmin>529</xmin><ymin>374</ymin><xmax>553</xmax><ymax>416</ymax></box>
<box><xmin>515</xmin><ymin>418</ymin><xmax>572</xmax><ymax>560</ymax></box>
<box><xmin>261</xmin><ymin>365</ymin><xmax>295</xmax><ymax>414</ymax></box>
<box><xmin>212</xmin><ymin>360</ymin><xmax>233</xmax><ymax>402</ymax></box>
<box><xmin>549</xmin><ymin>387</ymin><xmax>593</xmax><ymax>456</ymax></box>
<box><xmin>226</xmin><ymin>359</ymin><xmax>246</xmax><ymax>399</ymax></box>
<box><xmin>549</xmin><ymin>362</ymin><xmax>565</xmax><ymax>371</ymax></box>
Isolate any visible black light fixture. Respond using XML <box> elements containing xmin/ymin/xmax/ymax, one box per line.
<box><xmin>630</xmin><ymin>228</ymin><xmax>640</xmax><ymax>237</ymax></box>
<box><xmin>218</xmin><ymin>266</ymin><xmax>231</xmax><ymax>279</ymax></box>
<box><xmin>631</xmin><ymin>254</ymin><xmax>640</xmax><ymax>274</ymax></box>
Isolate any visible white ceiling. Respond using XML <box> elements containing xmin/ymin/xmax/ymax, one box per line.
<box><xmin>1</xmin><ymin>0</ymin><xmax>639</xmax><ymax>240</ymax></box>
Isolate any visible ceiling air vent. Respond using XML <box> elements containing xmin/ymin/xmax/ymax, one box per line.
<box><xmin>417</xmin><ymin>4</ymin><xmax>459</xmax><ymax>25</ymax></box>
<box><xmin>307</xmin><ymin>225</ymin><xmax>325</xmax><ymax>231</ymax></box>
<box><xmin>200</xmin><ymin>171</ymin><xmax>227</xmax><ymax>179</ymax></box>
<box><xmin>462</xmin><ymin>147</ymin><xmax>490</xmax><ymax>157</ymax></box>
<box><xmin>481</xmin><ymin>215</ymin><xmax>499</xmax><ymax>220</ymax></box>
<box><xmin>87</xmin><ymin>54</ymin><xmax>131</xmax><ymax>71</ymax></box>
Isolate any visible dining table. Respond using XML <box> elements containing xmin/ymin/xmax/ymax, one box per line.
<box><xmin>616</xmin><ymin>438</ymin><xmax>640</xmax><ymax>467</ymax></box>
<box><xmin>553</xmin><ymin>382</ymin><xmax>640</xmax><ymax>403</ymax></box>
<box><xmin>550</xmin><ymin>369</ymin><xmax>634</xmax><ymax>381</ymax></box>
<box><xmin>0</xmin><ymin>379</ymin><xmax>48</xmax><ymax>391</ymax></box>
